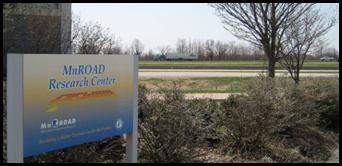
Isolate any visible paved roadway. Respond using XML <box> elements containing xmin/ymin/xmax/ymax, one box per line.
<box><xmin>146</xmin><ymin>93</ymin><xmax>241</xmax><ymax>100</ymax></box>
<box><xmin>139</xmin><ymin>69</ymin><xmax>339</xmax><ymax>78</ymax></box>
<box><xmin>184</xmin><ymin>93</ymin><xmax>241</xmax><ymax>100</ymax></box>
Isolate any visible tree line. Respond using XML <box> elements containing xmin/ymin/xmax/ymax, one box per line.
<box><xmin>141</xmin><ymin>39</ymin><xmax>265</xmax><ymax>61</ymax></box>
<box><xmin>70</xmin><ymin>16</ymin><xmax>266</xmax><ymax>61</ymax></box>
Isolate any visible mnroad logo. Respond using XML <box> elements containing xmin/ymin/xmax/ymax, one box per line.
<box><xmin>52</xmin><ymin>118</ymin><xmax>59</xmax><ymax>128</ymax></box>
<box><xmin>40</xmin><ymin>118</ymin><xmax>76</xmax><ymax>130</ymax></box>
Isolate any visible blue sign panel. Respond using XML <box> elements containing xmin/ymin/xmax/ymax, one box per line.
<box><xmin>22</xmin><ymin>54</ymin><xmax>135</xmax><ymax>157</ymax></box>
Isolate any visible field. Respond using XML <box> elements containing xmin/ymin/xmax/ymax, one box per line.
<box><xmin>139</xmin><ymin>77</ymin><xmax>253</xmax><ymax>93</ymax></box>
<box><xmin>139</xmin><ymin>60</ymin><xmax>339</xmax><ymax>70</ymax></box>
<box><xmin>139</xmin><ymin>76</ymin><xmax>339</xmax><ymax>94</ymax></box>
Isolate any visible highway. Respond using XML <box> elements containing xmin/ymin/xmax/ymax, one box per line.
<box><xmin>139</xmin><ymin>69</ymin><xmax>339</xmax><ymax>78</ymax></box>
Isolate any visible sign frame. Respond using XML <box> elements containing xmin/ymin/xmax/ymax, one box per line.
<box><xmin>6</xmin><ymin>54</ymin><xmax>138</xmax><ymax>163</ymax></box>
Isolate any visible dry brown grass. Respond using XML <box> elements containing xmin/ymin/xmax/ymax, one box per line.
<box><xmin>139</xmin><ymin>77</ymin><xmax>252</xmax><ymax>93</ymax></box>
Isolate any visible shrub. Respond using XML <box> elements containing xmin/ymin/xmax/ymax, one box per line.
<box><xmin>138</xmin><ymin>82</ymin><xmax>207</xmax><ymax>163</ymax></box>
<box><xmin>318</xmin><ymin>97</ymin><xmax>339</xmax><ymax>132</ymax></box>
<box><xmin>298</xmin><ymin>78</ymin><xmax>339</xmax><ymax>132</ymax></box>
<box><xmin>218</xmin><ymin>76</ymin><xmax>336</xmax><ymax>162</ymax></box>
<box><xmin>188</xmin><ymin>98</ymin><xmax>224</xmax><ymax>148</ymax></box>
<box><xmin>25</xmin><ymin>136</ymin><xmax>124</xmax><ymax>163</ymax></box>
<box><xmin>3</xmin><ymin>82</ymin><xmax>7</xmax><ymax>162</ymax></box>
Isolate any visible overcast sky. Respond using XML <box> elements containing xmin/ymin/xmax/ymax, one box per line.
<box><xmin>72</xmin><ymin>3</ymin><xmax>339</xmax><ymax>53</ymax></box>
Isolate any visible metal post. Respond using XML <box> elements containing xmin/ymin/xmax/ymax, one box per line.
<box><xmin>125</xmin><ymin>54</ymin><xmax>138</xmax><ymax>163</ymax></box>
<box><xmin>7</xmin><ymin>54</ymin><xmax>24</xmax><ymax>163</ymax></box>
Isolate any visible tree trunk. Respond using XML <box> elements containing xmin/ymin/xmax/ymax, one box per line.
<box><xmin>294</xmin><ymin>78</ymin><xmax>299</xmax><ymax>85</ymax></box>
<box><xmin>268</xmin><ymin>57</ymin><xmax>276</xmax><ymax>77</ymax></box>
<box><xmin>294</xmin><ymin>70</ymin><xmax>300</xmax><ymax>85</ymax></box>
<box><xmin>263</xmin><ymin>43</ymin><xmax>276</xmax><ymax>78</ymax></box>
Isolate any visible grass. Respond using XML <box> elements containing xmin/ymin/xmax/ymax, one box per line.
<box><xmin>139</xmin><ymin>76</ymin><xmax>340</xmax><ymax>94</ymax></box>
<box><xmin>140</xmin><ymin>60</ymin><xmax>268</xmax><ymax>66</ymax></box>
<box><xmin>139</xmin><ymin>77</ymin><xmax>254</xmax><ymax>93</ymax></box>
<box><xmin>139</xmin><ymin>60</ymin><xmax>339</xmax><ymax>69</ymax></box>
<box><xmin>140</xmin><ymin>70</ymin><xmax>339</xmax><ymax>73</ymax></box>
<box><xmin>190</xmin><ymin>77</ymin><xmax>253</xmax><ymax>83</ymax></box>
<box><xmin>141</xmin><ymin>77</ymin><xmax>252</xmax><ymax>83</ymax></box>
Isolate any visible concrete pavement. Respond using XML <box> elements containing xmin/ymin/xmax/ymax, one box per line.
<box><xmin>146</xmin><ymin>93</ymin><xmax>243</xmax><ymax>100</ymax></box>
<box><xmin>139</xmin><ymin>69</ymin><xmax>339</xmax><ymax>78</ymax></box>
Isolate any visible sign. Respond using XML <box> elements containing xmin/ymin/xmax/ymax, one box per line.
<box><xmin>7</xmin><ymin>54</ymin><xmax>138</xmax><ymax>162</ymax></box>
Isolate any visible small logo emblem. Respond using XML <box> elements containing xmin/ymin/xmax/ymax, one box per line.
<box><xmin>116</xmin><ymin>119</ymin><xmax>123</xmax><ymax>129</ymax></box>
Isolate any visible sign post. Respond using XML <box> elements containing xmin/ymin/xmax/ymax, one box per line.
<box><xmin>126</xmin><ymin>55</ymin><xmax>138</xmax><ymax>163</ymax></box>
<box><xmin>7</xmin><ymin>54</ymin><xmax>138</xmax><ymax>163</ymax></box>
<box><xmin>7</xmin><ymin>54</ymin><xmax>24</xmax><ymax>163</ymax></box>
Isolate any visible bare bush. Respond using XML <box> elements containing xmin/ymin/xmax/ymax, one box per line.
<box><xmin>138</xmin><ymin>83</ymin><xmax>207</xmax><ymax>163</ymax></box>
<box><xmin>218</xmin><ymin>75</ymin><xmax>337</xmax><ymax>162</ymax></box>
<box><xmin>3</xmin><ymin>82</ymin><xmax>7</xmax><ymax>162</ymax></box>
<box><xmin>24</xmin><ymin>136</ymin><xmax>124</xmax><ymax>163</ymax></box>
<box><xmin>297</xmin><ymin>78</ymin><xmax>339</xmax><ymax>132</ymax></box>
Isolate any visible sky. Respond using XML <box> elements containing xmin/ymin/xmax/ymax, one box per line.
<box><xmin>72</xmin><ymin>3</ymin><xmax>339</xmax><ymax>53</ymax></box>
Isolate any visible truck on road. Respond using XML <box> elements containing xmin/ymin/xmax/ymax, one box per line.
<box><xmin>320</xmin><ymin>56</ymin><xmax>336</xmax><ymax>61</ymax></box>
<box><xmin>154</xmin><ymin>53</ymin><xmax>198</xmax><ymax>61</ymax></box>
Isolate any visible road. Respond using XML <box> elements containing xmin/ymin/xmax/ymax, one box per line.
<box><xmin>146</xmin><ymin>93</ymin><xmax>242</xmax><ymax>100</ymax></box>
<box><xmin>139</xmin><ymin>69</ymin><xmax>339</xmax><ymax>78</ymax></box>
<box><xmin>184</xmin><ymin>93</ymin><xmax>241</xmax><ymax>100</ymax></box>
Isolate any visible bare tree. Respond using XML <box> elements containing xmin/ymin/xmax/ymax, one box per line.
<box><xmin>187</xmin><ymin>38</ymin><xmax>195</xmax><ymax>54</ymax></box>
<box><xmin>102</xmin><ymin>35</ymin><xmax>122</xmax><ymax>54</ymax></box>
<box><xmin>250</xmin><ymin>45</ymin><xmax>265</xmax><ymax>60</ymax></box>
<box><xmin>214</xmin><ymin>41</ymin><xmax>228</xmax><ymax>60</ymax></box>
<box><xmin>121</xmin><ymin>45</ymin><xmax>131</xmax><ymax>55</ymax></box>
<box><xmin>71</xmin><ymin>15</ymin><xmax>124</xmax><ymax>55</ymax></box>
<box><xmin>176</xmin><ymin>38</ymin><xmax>187</xmax><ymax>53</ymax></box>
<box><xmin>131</xmin><ymin>39</ymin><xmax>144</xmax><ymax>56</ymax></box>
<box><xmin>145</xmin><ymin>49</ymin><xmax>154</xmax><ymax>60</ymax></box>
<box><xmin>158</xmin><ymin>45</ymin><xmax>171</xmax><ymax>55</ymax></box>
<box><xmin>210</xmin><ymin>3</ymin><xmax>314</xmax><ymax>77</ymax></box>
<box><xmin>195</xmin><ymin>40</ymin><xmax>205</xmax><ymax>60</ymax></box>
<box><xmin>279</xmin><ymin>8</ymin><xmax>336</xmax><ymax>84</ymax></box>
<box><xmin>314</xmin><ymin>39</ymin><xmax>330</xmax><ymax>58</ymax></box>
<box><xmin>73</xmin><ymin>20</ymin><xmax>112</xmax><ymax>54</ymax></box>
<box><xmin>205</xmin><ymin>40</ymin><xmax>215</xmax><ymax>61</ymax></box>
<box><xmin>225</xmin><ymin>41</ymin><xmax>236</xmax><ymax>60</ymax></box>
